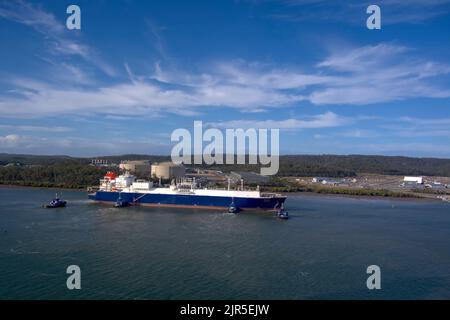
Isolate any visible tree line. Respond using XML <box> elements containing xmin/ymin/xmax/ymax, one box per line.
<box><xmin>1</xmin><ymin>153</ymin><xmax>450</xmax><ymax>189</ymax></box>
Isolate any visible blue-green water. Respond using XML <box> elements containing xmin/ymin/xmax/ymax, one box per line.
<box><xmin>1</xmin><ymin>187</ymin><xmax>449</xmax><ymax>299</ymax></box>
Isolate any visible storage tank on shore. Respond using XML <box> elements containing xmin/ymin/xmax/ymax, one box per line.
<box><xmin>119</xmin><ymin>160</ymin><xmax>151</xmax><ymax>176</ymax></box>
<box><xmin>151</xmin><ymin>162</ymin><xmax>185</xmax><ymax>179</ymax></box>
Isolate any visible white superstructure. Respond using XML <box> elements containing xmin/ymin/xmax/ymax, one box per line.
<box><xmin>100</xmin><ymin>172</ymin><xmax>276</xmax><ymax>199</ymax></box>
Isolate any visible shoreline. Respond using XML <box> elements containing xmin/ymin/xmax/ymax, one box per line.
<box><xmin>0</xmin><ymin>184</ymin><xmax>85</xmax><ymax>191</ymax></box>
<box><xmin>283</xmin><ymin>191</ymin><xmax>441</xmax><ymax>202</ymax></box>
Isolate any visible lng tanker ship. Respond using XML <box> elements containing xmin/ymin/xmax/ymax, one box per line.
<box><xmin>88</xmin><ymin>172</ymin><xmax>287</xmax><ymax>211</ymax></box>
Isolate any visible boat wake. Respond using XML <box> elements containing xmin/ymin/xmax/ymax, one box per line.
<box><xmin>67</xmin><ymin>199</ymin><xmax>91</xmax><ymax>205</ymax></box>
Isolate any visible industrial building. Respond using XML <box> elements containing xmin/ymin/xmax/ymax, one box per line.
<box><xmin>185</xmin><ymin>169</ymin><xmax>228</xmax><ymax>184</ymax></box>
<box><xmin>119</xmin><ymin>160</ymin><xmax>151</xmax><ymax>176</ymax></box>
<box><xmin>151</xmin><ymin>162</ymin><xmax>186</xmax><ymax>179</ymax></box>
<box><xmin>403</xmin><ymin>176</ymin><xmax>423</xmax><ymax>184</ymax></box>
<box><xmin>311</xmin><ymin>177</ymin><xmax>351</xmax><ymax>186</ymax></box>
<box><xmin>229</xmin><ymin>171</ymin><xmax>270</xmax><ymax>184</ymax></box>
<box><xmin>91</xmin><ymin>159</ymin><xmax>116</xmax><ymax>167</ymax></box>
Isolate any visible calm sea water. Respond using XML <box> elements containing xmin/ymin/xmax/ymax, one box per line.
<box><xmin>1</xmin><ymin>187</ymin><xmax>449</xmax><ymax>300</ymax></box>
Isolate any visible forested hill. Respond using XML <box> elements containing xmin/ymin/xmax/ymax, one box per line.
<box><xmin>0</xmin><ymin>153</ymin><xmax>169</xmax><ymax>166</ymax></box>
<box><xmin>196</xmin><ymin>154</ymin><xmax>450</xmax><ymax>177</ymax></box>
<box><xmin>0</xmin><ymin>154</ymin><xmax>171</xmax><ymax>188</ymax></box>
<box><xmin>276</xmin><ymin>155</ymin><xmax>450</xmax><ymax>177</ymax></box>
<box><xmin>1</xmin><ymin>154</ymin><xmax>450</xmax><ymax>182</ymax></box>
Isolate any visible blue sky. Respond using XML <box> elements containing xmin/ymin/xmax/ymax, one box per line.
<box><xmin>1</xmin><ymin>0</ymin><xmax>450</xmax><ymax>157</ymax></box>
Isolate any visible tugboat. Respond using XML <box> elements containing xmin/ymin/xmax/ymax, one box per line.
<box><xmin>275</xmin><ymin>203</ymin><xmax>289</xmax><ymax>219</ymax></box>
<box><xmin>228</xmin><ymin>198</ymin><xmax>239</xmax><ymax>213</ymax></box>
<box><xmin>44</xmin><ymin>194</ymin><xmax>67</xmax><ymax>208</ymax></box>
<box><xmin>114</xmin><ymin>195</ymin><xmax>128</xmax><ymax>208</ymax></box>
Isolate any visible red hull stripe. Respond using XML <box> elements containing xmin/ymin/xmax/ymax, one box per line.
<box><xmin>90</xmin><ymin>200</ymin><xmax>278</xmax><ymax>211</ymax></box>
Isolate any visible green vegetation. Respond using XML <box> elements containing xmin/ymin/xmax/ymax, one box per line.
<box><xmin>255</xmin><ymin>178</ymin><xmax>420</xmax><ymax>198</ymax></box>
<box><xmin>1</xmin><ymin>153</ymin><xmax>450</xmax><ymax>192</ymax></box>
<box><xmin>262</xmin><ymin>184</ymin><xmax>419</xmax><ymax>198</ymax></box>
<box><xmin>0</xmin><ymin>153</ymin><xmax>168</xmax><ymax>166</ymax></box>
<box><xmin>193</xmin><ymin>154</ymin><xmax>450</xmax><ymax>177</ymax></box>
<box><xmin>411</xmin><ymin>188</ymin><xmax>449</xmax><ymax>195</ymax></box>
<box><xmin>0</xmin><ymin>153</ymin><xmax>167</xmax><ymax>189</ymax></box>
<box><xmin>0</xmin><ymin>163</ymin><xmax>117</xmax><ymax>189</ymax></box>
<box><xmin>278</xmin><ymin>155</ymin><xmax>450</xmax><ymax>177</ymax></box>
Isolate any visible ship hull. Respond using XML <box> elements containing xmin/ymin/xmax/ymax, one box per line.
<box><xmin>88</xmin><ymin>191</ymin><xmax>286</xmax><ymax>211</ymax></box>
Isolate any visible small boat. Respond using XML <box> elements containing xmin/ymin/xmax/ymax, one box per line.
<box><xmin>276</xmin><ymin>209</ymin><xmax>289</xmax><ymax>219</ymax></box>
<box><xmin>275</xmin><ymin>204</ymin><xmax>289</xmax><ymax>219</ymax></box>
<box><xmin>44</xmin><ymin>194</ymin><xmax>67</xmax><ymax>208</ymax></box>
<box><xmin>114</xmin><ymin>197</ymin><xmax>128</xmax><ymax>208</ymax></box>
<box><xmin>228</xmin><ymin>198</ymin><xmax>239</xmax><ymax>213</ymax></box>
<box><xmin>228</xmin><ymin>203</ymin><xmax>239</xmax><ymax>213</ymax></box>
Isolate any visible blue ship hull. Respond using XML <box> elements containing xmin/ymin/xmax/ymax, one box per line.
<box><xmin>88</xmin><ymin>191</ymin><xmax>286</xmax><ymax>211</ymax></box>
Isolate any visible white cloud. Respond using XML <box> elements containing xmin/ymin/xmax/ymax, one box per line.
<box><xmin>361</xmin><ymin>142</ymin><xmax>450</xmax><ymax>156</ymax></box>
<box><xmin>317</xmin><ymin>44</ymin><xmax>409</xmax><ymax>72</ymax></box>
<box><xmin>145</xmin><ymin>18</ymin><xmax>168</xmax><ymax>60</ymax></box>
<box><xmin>0</xmin><ymin>0</ymin><xmax>64</xmax><ymax>33</ymax></box>
<box><xmin>399</xmin><ymin>116</ymin><xmax>450</xmax><ymax>126</ymax></box>
<box><xmin>0</xmin><ymin>40</ymin><xmax>449</xmax><ymax>117</ymax></box>
<box><xmin>309</xmin><ymin>43</ymin><xmax>450</xmax><ymax>105</ymax></box>
<box><xmin>0</xmin><ymin>124</ymin><xmax>71</xmax><ymax>132</ymax></box>
<box><xmin>339</xmin><ymin>129</ymin><xmax>379</xmax><ymax>138</ymax></box>
<box><xmin>0</xmin><ymin>76</ymin><xmax>304</xmax><ymax>117</ymax></box>
<box><xmin>0</xmin><ymin>0</ymin><xmax>115</xmax><ymax>77</ymax></box>
<box><xmin>377</xmin><ymin>116</ymin><xmax>450</xmax><ymax>138</ymax></box>
<box><xmin>0</xmin><ymin>133</ymin><xmax>172</xmax><ymax>156</ymax></box>
<box><xmin>207</xmin><ymin>112</ymin><xmax>351</xmax><ymax>129</ymax></box>
<box><xmin>0</xmin><ymin>134</ymin><xmax>26</xmax><ymax>147</ymax></box>
<box><xmin>216</xmin><ymin>62</ymin><xmax>336</xmax><ymax>89</ymax></box>
<box><xmin>260</xmin><ymin>0</ymin><xmax>450</xmax><ymax>25</ymax></box>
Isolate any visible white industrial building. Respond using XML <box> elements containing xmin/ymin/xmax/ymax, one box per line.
<box><xmin>403</xmin><ymin>176</ymin><xmax>423</xmax><ymax>184</ymax></box>
<box><xmin>119</xmin><ymin>160</ymin><xmax>151</xmax><ymax>175</ymax></box>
